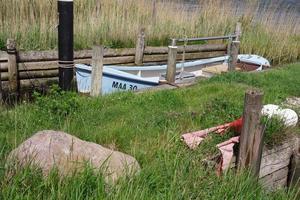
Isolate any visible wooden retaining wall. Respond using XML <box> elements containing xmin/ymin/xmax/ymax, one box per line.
<box><xmin>226</xmin><ymin>136</ymin><xmax>300</xmax><ymax>190</ymax></box>
<box><xmin>0</xmin><ymin>43</ymin><xmax>227</xmax><ymax>92</ymax></box>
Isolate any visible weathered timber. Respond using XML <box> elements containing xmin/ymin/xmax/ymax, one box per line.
<box><xmin>143</xmin><ymin>51</ymin><xmax>226</xmax><ymax>63</ymax></box>
<box><xmin>0</xmin><ymin>51</ymin><xmax>7</xmax><ymax>62</ymax></box>
<box><xmin>20</xmin><ymin>77</ymin><xmax>58</xmax><ymax>89</ymax></box>
<box><xmin>228</xmin><ymin>41</ymin><xmax>240</xmax><ymax>71</ymax></box>
<box><xmin>144</xmin><ymin>44</ymin><xmax>227</xmax><ymax>55</ymax></box>
<box><xmin>0</xmin><ymin>56</ymin><xmax>136</xmax><ymax>72</ymax></box>
<box><xmin>7</xmin><ymin>39</ymin><xmax>18</xmax><ymax>94</ymax></box>
<box><xmin>260</xmin><ymin>167</ymin><xmax>289</xmax><ymax>190</ymax></box>
<box><xmin>135</xmin><ymin>28</ymin><xmax>145</xmax><ymax>65</ymax></box>
<box><xmin>166</xmin><ymin>46</ymin><xmax>177</xmax><ymax>83</ymax></box>
<box><xmin>90</xmin><ymin>46</ymin><xmax>104</xmax><ymax>97</ymax></box>
<box><xmin>17</xmin><ymin>48</ymin><xmax>136</xmax><ymax>62</ymax></box>
<box><xmin>15</xmin><ymin>44</ymin><xmax>227</xmax><ymax>63</ymax></box>
<box><xmin>238</xmin><ymin>90</ymin><xmax>264</xmax><ymax>177</ymax></box>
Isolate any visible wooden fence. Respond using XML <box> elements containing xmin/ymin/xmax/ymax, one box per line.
<box><xmin>0</xmin><ymin>43</ymin><xmax>227</xmax><ymax>92</ymax></box>
<box><xmin>0</xmin><ymin>23</ymin><xmax>243</xmax><ymax>97</ymax></box>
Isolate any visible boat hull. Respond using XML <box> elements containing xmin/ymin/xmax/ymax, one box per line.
<box><xmin>75</xmin><ymin>64</ymin><xmax>159</xmax><ymax>94</ymax></box>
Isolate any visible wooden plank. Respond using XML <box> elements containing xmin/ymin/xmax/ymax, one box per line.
<box><xmin>1</xmin><ymin>72</ymin><xmax>10</xmax><ymax>81</ymax></box>
<box><xmin>0</xmin><ymin>51</ymin><xmax>8</xmax><ymax>62</ymax></box>
<box><xmin>18</xmin><ymin>48</ymin><xmax>136</xmax><ymax>62</ymax></box>
<box><xmin>90</xmin><ymin>46</ymin><xmax>103</xmax><ymax>97</ymax></box>
<box><xmin>144</xmin><ymin>44</ymin><xmax>227</xmax><ymax>55</ymax></box>
<box><xmin>259</xmin><ymin>147</ymin><xmax>293</xmax><ymax>177</ymax></box>
<box><xmin>260</xmin><ymin>167</ymin><xmax>289</xmax><ymax>190</ymax></box>
<box><xmin>238</xmin><ymin>90</ymin><xmax>264</xmax><ymax>177</ymax></box>
<box><xmin>202</xmin><ymin>64</ymin><xmax>229</xmax><ymax>75</ymax></box>
<box><xmin>20</xmin><ymin>77</ymin><xmax>58</xmax><ymax>89</ymax></box>
<box><xmin>143</xmin><ymin>51</ymin><xmax>226</xmax><ymax>63</ymax></box>
<box><xmin>19</xmin><ymin>70</ymin><xmax>58</xmax><ymax>80</ymax></box>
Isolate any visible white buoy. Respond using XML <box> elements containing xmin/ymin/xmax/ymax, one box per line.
<box><xmin>261</xmin><ymin>104</ymin><xmax>298</xmax><ymax>127</ymax></box>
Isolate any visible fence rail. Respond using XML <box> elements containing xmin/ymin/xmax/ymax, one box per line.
<box><xmin>0</xmin><ymin>23</ymin><xmax>241</xmax><ymax>98</ymax></box>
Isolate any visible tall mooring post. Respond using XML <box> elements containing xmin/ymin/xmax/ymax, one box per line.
<box><xmin>58</xmin><ymin>0</ymin><xmax>74</xmax><ymax>91</ymax></box>
<box><xmin>238</xmin><ymin>90</ymin><xmax>264</xmax><ymax>177</ymax></box>
<box><xmin>228</xmin><ymin>23</ymin><xmax>241</xmax><ymax>71</ymax></box>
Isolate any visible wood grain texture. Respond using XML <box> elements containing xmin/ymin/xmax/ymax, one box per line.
<box><xmin>238</xmin><ymin>90</ymin><xmax>264</xmax><ymax>177</ymax></box>
<box><xmin>90</xmin><ymin>46</ymin><xmax>103</xmax><ymax>97</ymax></box>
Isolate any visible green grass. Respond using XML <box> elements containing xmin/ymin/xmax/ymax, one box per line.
<box><xmin>1</xmin><ymin>64</ymin><xmax>300</xmax><ymax>199</ymax></box>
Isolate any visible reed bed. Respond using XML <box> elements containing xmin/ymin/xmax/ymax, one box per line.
<box><xmin>0</xmin><ymin>0</ymin><xmax>299</xmax><ymax>64</ymax></box>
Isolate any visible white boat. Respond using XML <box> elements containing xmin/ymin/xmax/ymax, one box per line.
<box><xmin>75</xmin><ymin>54</ymin><xmax>270</xmax><ymax>94</ymax></box>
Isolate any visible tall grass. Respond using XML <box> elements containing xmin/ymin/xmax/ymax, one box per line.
<box><xmin>0</xmin><ymin>0</ymin><xmax>299</xmax><ymax>63</ymax></box>
<box><xmin>1</xmin><ymin>63</ymin><xmax>300</xmax><ymax>199</ymax></box>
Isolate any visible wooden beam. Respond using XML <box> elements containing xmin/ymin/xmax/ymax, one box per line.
<box><xmin>166</xmin><ymin>46</ymin><xmax>177</xmax><ymax>83</ymax></box>
<box><xmin>143</xmin><ymin>51</ymin><xmax>226</xmax><ymax>63</ymax></box>
<box><xmin>145</xmin><ymin>44</ymin><xmax>227</xmax><ymax>55</ymax></box>
<box><xmin>17</xmin><ymin>48</ymin><xmax>136</xmax><ymax>62</ymax></box>
<box><xmin>238</xmin><ymin>90</ymin><xmax>264</xmax><ymax>177</ymax></box>
<box><xmin>135</xmin><ymin>28</ymin><xmax>145</xmax><ymax>65</ymax></box>
<box><xmin>90</xmin><ymin>46</ymin><xmax>104</xmax><ymax>97</ymax></box>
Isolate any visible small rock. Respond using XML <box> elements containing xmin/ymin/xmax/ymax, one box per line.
<box><xmin>7</xmin><ymin>130</ymin><xmax>140</xmax><ymax>183</ymax></box>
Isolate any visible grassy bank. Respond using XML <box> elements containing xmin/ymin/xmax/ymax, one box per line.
<box><xmin>0</xmin><ymin>0</ymin><xmax>299</xmax><ymax>64</ymax></box>
<box><xmin>1</xmin><ymin>64</ymin><xmax>300</xmax><ymax>199</ymax></box>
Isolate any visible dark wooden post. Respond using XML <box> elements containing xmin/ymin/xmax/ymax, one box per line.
<box><xmin>58</xmin><ymin>0</ymin><xmax>74</xmax><ymax>91</ymax></box>
<box><xmin>135</xmin><ymin>28</ymin><xmax>145</xmax><ymax>66</ymax></box>
<box><xmin>228</xmin><ymin>40</ymin><xmax>240</xmax><ymax>71</ymax></box>
<box><xmin>90</xmin><ymin>46</ymin><xmax>104</xmax><ymax>97</ymax></box>
<box><xmin>238</xmin><ymin>90</ymin><xmax>264</xmax><ymax>177</ymax></box>
<box><xmin>6</xmin><ymin>39</ymin><xmax>18</xmax><ymax>95</ymax></box>
<box><xmin>166</xmin><ymin>45</ymin><xmax>177</xmax><ymax>83</ymax></box>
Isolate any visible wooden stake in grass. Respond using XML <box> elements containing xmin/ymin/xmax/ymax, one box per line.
<box><xmin>90</xmin><ymin>46</ymin><xmax>104</xmax><ymax>97</ymax></box>
<box><xmin>6</xmin><ymin>39</ymin><xmax>18</xmax><ymax>95</ymax></box>
<box><xmin>135</xmin><ymin>28</ymin><xmax>145</xmax><ymax>66</ymax></box>
<box><xmin>228</xmin><ymin>40</ymin><xmax>240</xmax><ymax>71</ymax></box>
<box><xmin>238</xmin><ymin>90</ymin><xmax>264</xmax><ymax>177</ymax></box>
<box><xmin>166</xmin><ymin>45</ymin><xmax>177</xmax><ymax>83</ymax></box>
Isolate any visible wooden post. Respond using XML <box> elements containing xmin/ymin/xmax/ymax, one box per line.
<box><xmin>228</xmin><ymin>40</ymin><xmax>240</xmax><ymax>71</ymax></box>
<box><xmin>90</xmin><ymin>46</ymin><xmax>104</xmax><ymax>97</ymax></box>
<box><xmin>235</xmin><ymin>22</ymin><xmax>242</xmax><ymax>41</ymax></box>
<box><xmin>238</xmin><ymin>90</ymin><xmax>264</xmax><ymax>177</ymax></box>
<box><xmin>6</xmin><ymin>39</ymin><xmax>18</xmax><ymax>95</ymax></box>
<box><xmin>135</xmin><ymin>28</ymin><xmax>145</xmax><ymax>66</ymax></box>
<box><xmin>166</xmin><ymin>45</ymin><xmax>177</xmax><ymax>83</ymax></box>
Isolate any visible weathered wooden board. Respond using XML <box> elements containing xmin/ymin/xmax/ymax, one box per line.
<box><xmin>15</xmin><ymin>44</ymin><xmax>227</xmax><ymax>62</ymax></box>
<box><xmin>260</xmin><ymin>167</ymin><xmax>289</xmax><ymax>190</ymax></box>
<box><xmin>144</xmin><ymin>44</ymin><xmax>227</xmax><ymax>55</ymax></box>
<box><xmin>0</xmin><ymin>51</ymin><xmax>7</xmax><ymax>62</ymax></box>
<box><xmin>143</xmin><ymin>51</ymin><xmax>226</xmax><ymax>63</ymax></box>
<box><xmin>17</xmin><ymin>48</ymin><xmax>136</xmax><ymax>62</ymax></box>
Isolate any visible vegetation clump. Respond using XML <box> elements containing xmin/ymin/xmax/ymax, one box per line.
<box><xmin>0</xmin><ymin>0</ymin><xmax>299</xmax><ymax>64</ymax></box>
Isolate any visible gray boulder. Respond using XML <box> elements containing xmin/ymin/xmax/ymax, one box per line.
<box><xmin>7</xmin><ymin>130</ymin><xmax>140</xmax><ymax>183</ymax></box>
